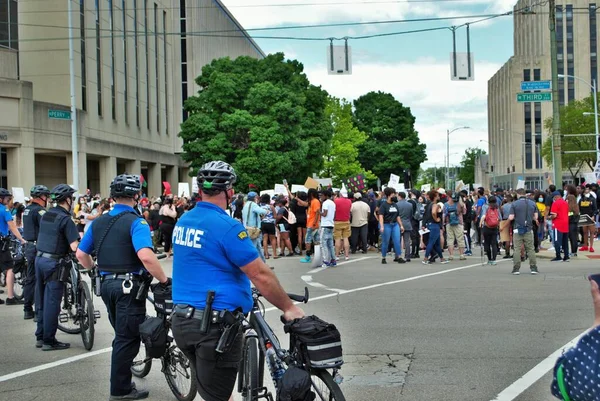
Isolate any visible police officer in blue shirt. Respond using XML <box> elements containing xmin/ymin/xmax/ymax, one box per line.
<box><xmin>171</xmin><ymin>161</ymin><xmax>305</xmax><ymax>401</ymax></box>
<box><xmin>35</xmin><ymin>184</ymin><xmax>80</xmax><ymax>350</ymax></box>
<box><xmin>22</xmin><ymin>185</ymin><xmax>50</xmax><ymax>319</ymax></box>
<box><xmin>0</xmin><ymin>188</ymin><xmax>27</xmax><ymax>305</ymax></box>
<box><xmin>77</xmin><ymin>174</ymin><xmax>169</xmax><ymax>401</ymax></box>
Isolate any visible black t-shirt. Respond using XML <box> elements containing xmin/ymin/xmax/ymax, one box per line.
<box><xmin>290</xmin><ymin>199</ymin><xmax>307</xmax><ymax>224</ymax></box>
<box><xmin>277</xmin><ymin>207</ymin><xmax>290</xmax><ymax>230</ymax></box>
<box><xmin>379</xmin><ymin>202</ymin><xmax>399</xmax><ymax>224</ymax></box>
<box><xmin>464</xmin><ymin>199</ymin><xmax>474</xmax><ymax>223</ymax></box>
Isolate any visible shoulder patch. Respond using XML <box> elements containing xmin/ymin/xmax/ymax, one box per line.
<box><xmin>39</xmin><ymin>210</ymin><xmax>46</xmax><ymax>216</ymax></box>
<box><xmin>140</xmin><ymin>220</ymin><xmax>148</xmax><ymax>225</ymax></box>
<box><xmin>237</xmin><ymin>230</ymin><xmax>248</xmax><ymax>240</ymax></box>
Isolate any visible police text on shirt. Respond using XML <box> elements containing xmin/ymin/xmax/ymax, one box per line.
<box><xmin>172</xmin><ymin>226</ymin><xmax>204</xmax><ymax>249</ymax></box>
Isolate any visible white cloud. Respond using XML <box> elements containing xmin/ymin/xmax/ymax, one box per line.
<box><xmin>303</xmin><ymin>58</ymin><xmax>501</xmax><ymax>168</ymax></box>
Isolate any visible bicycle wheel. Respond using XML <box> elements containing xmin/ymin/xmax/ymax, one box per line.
<box><xmin>310</xmin><ymin>370</ymin><xmax>346</xmax><ymax>401</ymax></box>
<box><xmin>164</xmin><ymin>346</ymin><xmax>197</xmax><ymax>401</ymax></box>
<box><xmin>57</xmin><ymin>281</ymin><xmax>81</xmax><ymax>334</ymax></box>
<box><xmin>12</xmin><ymin>270</ymin><xmax>24</xmax><ymax>300</ymax></box>
<box><xmin>240</xmin><ymin>337</ymin><xmax>260</xmax><ymax>401</ymax></box>
<box><xmin>78</xmin><ymin>281</ymin><xmax>95</xmax><ymax>351</ymax></box>
<box><xmin>0</xmin><ymin>271</ymin><xmax>6</xmax><ymax>287</ymax></box>
<box><xmin>131</xmin><ymin>343</ymin><xmax>153</xmax><ymax>378</ymax></box>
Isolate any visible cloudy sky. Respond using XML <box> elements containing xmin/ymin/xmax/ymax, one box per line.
<box><xmin>219</xmin><ymin>0</ymin><xmax>520</xmax><ymax>170</ymax></box>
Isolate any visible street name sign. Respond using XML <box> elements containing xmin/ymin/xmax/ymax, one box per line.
<box><xmin>516</xmin><ymin>93</ymin><xmax>552</xmax><ymax>102</ymax></box>
<box><xmin>520</xmin><ymin>81</ymin><xmax>551</xmax><ymax>91</ymax></box>
<box><xmin>48</xmin><ymin>110</ymin><xmax>71</xmax><ymax>120</ymax></box>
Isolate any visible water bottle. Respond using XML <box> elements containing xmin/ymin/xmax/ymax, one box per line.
<box><xmin>265</xmin><ymin>342</ymin><xmax>285</xmax><ymax>381</ymax></box>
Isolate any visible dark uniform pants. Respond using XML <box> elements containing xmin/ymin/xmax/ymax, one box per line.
<box><xmin>172</xmin><ymin>315</ymin><xmax>243</xmax><ymax>401</ymax></box>
<box><xmin>34</xmin><ymin>256</ymin><xmax>64</xmax><ymax>344</ymax></box>
<box><xmin>101</xmin><ymin>278</ymin><xmax>146</xmax><ymax>397</ymax></box>
<box><xmin>23</xmin><ymin>243</ymin><xmax>37</xmax><ymax>311</ymax></box>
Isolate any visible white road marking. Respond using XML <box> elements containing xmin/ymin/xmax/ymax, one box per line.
<box><xmin>490</xmin><ymin>331</ymin><xmax>588</xmax><ymax>401</ymax></box>
<box><xmin>0</xmin><ymin>347</ymin><xmax>112</xmax><ymax>383</ymax></box>
<box><xmin>0</xmin><ymin>259</ymin><xmax>502</xmax><ymax>383</ymax></box>
<box><xmin>302</xmin><ymin>256</ymin><xmax>377</xmax><ymax>292</ymax></box>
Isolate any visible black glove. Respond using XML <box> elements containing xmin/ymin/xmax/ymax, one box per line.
<box><xmin>154</xmin><ymin>277</ymin><xmax>172</xmax><ymax>290</ymax></box>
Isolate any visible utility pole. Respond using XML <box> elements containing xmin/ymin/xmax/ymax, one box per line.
<box><xmin>446</xmin><ymin>129</ymin><xmax>450</xmax><ymax>189</ymax></box>
<box><xmin>549</xmin><ymin>0</ymin><xmax>562</xmax><ymax>187</ymax></box>
<box><xmin>68</xmin><ymin>0</ymin><xmax>79</xmax><ymax>190</ymax></box>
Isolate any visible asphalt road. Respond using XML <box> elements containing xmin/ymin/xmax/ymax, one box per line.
<box><xmin>0</xmin><ymin>248</ymin><xmax>597</xmax><ymax>401</ymax></box>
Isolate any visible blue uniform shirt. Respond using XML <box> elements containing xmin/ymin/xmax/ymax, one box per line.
<box><xmin>172</xmin><ymin>202</ymin><xmax>259</xmax><ymax>313</ymax></box>
<box><xmin>79</xmin><ymin>204</ymin><xmax>153</xmax><ymax>274</ymax></box>
<box><xmin>0</xmin><ymin>206</ymin><xmax>12</xmax><ymax>236</ymax></box>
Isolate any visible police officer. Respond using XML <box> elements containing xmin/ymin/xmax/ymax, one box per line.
<box><xmin>76</xmin><ymin>174</ymin><xmax>168</xmax><ymax>401</ymax></box>
<box><xmin>0</xmin><ymin>188</ymin><xmax>27</xmax><ymax>305</ymax></box>
<box><xmin>34</xmin><ymin>184</ymin><xmax>79</xmax><ymax>350</ymax></box>
<box><xmin>171</xmin><ymin>161</ymin><xmax>305</xmax><ymax>401</ymax></box>
<box><xmin>22</xmin><ymin>185</ymin><xmax>50</xmax><ymax>319</ymax></box>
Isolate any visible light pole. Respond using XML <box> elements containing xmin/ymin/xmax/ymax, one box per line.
<box><xmin>479</xmin><ymin>140</ymin><xmax>495</xmax><ymax>187</ymax></box>
<box><xmin>447</xmin><ymin>126</ymin><xmax>470</xmax><ymax>189</ymax></box>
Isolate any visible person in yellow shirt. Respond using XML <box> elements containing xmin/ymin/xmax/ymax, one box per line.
<box><xmin>535</xmin><ymin>191</ymin><xmax>547</xmax><ymax>251</ymax></box>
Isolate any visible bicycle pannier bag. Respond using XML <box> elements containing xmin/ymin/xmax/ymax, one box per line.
<box><xmin>139</xmin><ymin>317</ymin><xmax>167</xmax><ymax>358</ymax></box>
<box><xmin>152</xmin><ymin>285</ymin><xmax>173</xmax><ymax>317</ymax></box>
<box><xmin>285</xmin><ymin>315</ymin><xmax>343</xmax><ymax>369</ymax></box>
<box><xmin>277</xmin><ymin>365</ymin><xmax>316</xmax><ymax>401</ymax></box>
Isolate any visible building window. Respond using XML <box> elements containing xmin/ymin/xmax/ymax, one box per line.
<box><xmin>134</xmin><ymin>0</ymin><xmax>140</xmax><ymax>127</ymax></box>
<box><xmin>145</xmin><ymin>0</ymin><xmax>150</xmax><ymax>130</ymax></box>
<box><xmin>592</xmin><ymin>4</ymin><xmax>598</xmax><ymax>89</ymax></box>
<box><xmin>122</xmin><ymin>0</ymin><xmax>128</xmax><ymax>124</ymax></box>
<box><xmin>154</xmin><ymin>3</ymin><xmax>160</xmax><ymax>134</ymax></box>
<box><xmin>95</xmin><ymin>0</ymin><xmax>103</xmax><ymax>117</ymax></box>
<box><xmin>566</xmin><ymin>4</ymin><xmax>574</xmax><ymax>102</ymax></box>
<box><xmin>0</xmin><ymin>0</ymin><xmax>18</xmax><ymax>50</ymax></box>
<box><xmin>180</xmin><ymin>0</ymin><xmax>188</xmax><ymax>121</ymax></box>
<box><xmin>163</xmin><ymin>10</ymin><xmax>169</xmax><ymax>136</ymax></box>
<box><xmin>533</xmin><ymin>68</ymin><xmax>540</xmax><ymax>81</ymax></box>
<box><xmin>523</xmin><ymin>69</ymin><xmax>531</xmax><ymax>82</ymax></box>
<box><xmin>109</xmin><ymin>0</ymin><xmax>116</xmax><ymax>120</ymax></box>
<box><xmin>80</xmin><ymin>0</ymin><xmax>87</xmax><ymax>111</ymax></box>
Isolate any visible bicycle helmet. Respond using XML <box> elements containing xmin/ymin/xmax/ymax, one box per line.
<box><xmin>110</xmin><ymin>174</ymin><xmax>142</xmax><ymax>198</ymax></box>
<box><xmin>50</xmin><ymin>184</ymin><xmax>76</xmax><ymax>203</ymax></box>
<box><xmin>197</xmin><ymin>161</ymin><xmax>237</xmax><ymax>192</ymax></box>
<box><xmin>30</xmin><ymin>185</ymin><xmax>50</xmax><ymax>198</ymax></box>
<box><xmin>0</xmin><ymin>188</ymin><xmax>12</xmax><ymax>198</ymax></box>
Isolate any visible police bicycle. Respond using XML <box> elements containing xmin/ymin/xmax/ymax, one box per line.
<box><xmin>55</xmin><ymin>256</ymin><xmax>100</xmax><ymax>351</ymax></box>
<box><xmin>131</xmin><ymin>285</ymin><xmax>198</xmax><ymax>401</ymax></box>
<box><xmin>239</xmin><ymin>287</ymin><xmax>346</xmax><ymax>401</ymax></box>
<box><xmin>6</xmin><ymin>238</ymin><xmax>26</xmax><ymax>300</ymax></box>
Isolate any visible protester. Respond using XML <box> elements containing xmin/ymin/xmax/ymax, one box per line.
<box><xmin>378</xmin><ymin>188</ymin><xmax>405</xmax><ymax>264</ymax></box>
<box><xmin>480</xmin><ymin>195</ymin><xmax>500</xmax><ymax>265</ymax></box>
<box><xmin>508</xmin><ymin>188</ymin><xmax>539</xmax><ymax>275</ymax></box>
<box><xmin>549</xmin><ymin>190</ymin><xmax>570</xmax><ymax>262</ymax></box>
<box><xmin>566</xmin><ymin>194</ymin><xmax>580</xmax><ymax>258</ymax></box>
<box><xmin>350</xmin><ymin>192</ymin><xmax>370</xmax><ymax>254</ymax></box>
<box><xmin>396</xmin><ymin>192</ymin><xmax>414</xmax><ymax>262</ymax></box>
<box><xmin>320</xmin><ymin>189</ymin><xmax>337</xmax><ymax>267</ymax></box>
<box><xmin>422</xmin><ymin>190</ymin><xmax>448</xmax><ymax>265</ymax></box>
<box><xmin>579</xmin><ymin>186</ymin><xmax>598</xmax><ymax>253</ymax></box>
<box><xmin>443</xmin><ymin>191</ymin><xmax>466</xmax><ymax>261</ymax></box>
<box><xmin>333</xmin><ymin>191</ymin><xmax>352</xmax><ymax>261</ymax></box>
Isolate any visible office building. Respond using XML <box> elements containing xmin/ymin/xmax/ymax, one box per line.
<box><xmin>0</xmin><ymin>0</ymin><xmax>264</xmax><ymax>196</ymax></box>
<box><xmin>487</xmin><ymin>0</ymin><xmax>596</xmax><ymax>189</ymax></box>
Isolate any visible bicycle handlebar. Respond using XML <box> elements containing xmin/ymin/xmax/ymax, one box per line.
<box><xmin>157</xmin><ymin>254</ymin><xmax>167</xmax><ymax>260</ymax></box>
<box><xmin>287</xmin><ymin>287</ymin><xmax>310</xmax><ymax>304</ymax></box>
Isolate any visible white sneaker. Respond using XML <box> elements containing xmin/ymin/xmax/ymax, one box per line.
<box><xmin>345</xmin><ymin>256</ymin><xmax>350</xmax><ymax>261</ymax></box>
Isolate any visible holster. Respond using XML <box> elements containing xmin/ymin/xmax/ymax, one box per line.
<box><xmin>56</xmin><ymin>259</ymin><xmax>72</xmax><ymax>282</ymax></box>
<box><xmin>135</xmin><ymin>273</ymin><xmax>153</xmax><ymax>301</ymax></box>
<box><xmin>215</xmin><ymin>310</ymin><xmax>243</xmax><ymax>354</ymax></box>
<box><xmin>0</xmin><ymin>236</ymin><xmax>10</xmax><ymax>252</ymax></box>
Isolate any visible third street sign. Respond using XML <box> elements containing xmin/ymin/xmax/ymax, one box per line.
<box><xmin>516</xmin><ymin>92</ymin><xmax>553</xmax><ymax>102</ymax></box>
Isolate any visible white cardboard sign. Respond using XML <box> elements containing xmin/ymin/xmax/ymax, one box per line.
<box><xmin>291</xmin><ymin>184</ymin><xmax>308</xmax><ymax>193</ymax></box>
<box><xmin>274</xmin><ymin>184</ymin><xmax>287</xmax><ymax>195</ymax></box>
<box><xmin>12</xmin><ymin>187</ymin><xmax>25</xmax><ymax>204</ymax></box>
<box><xmin>178</xmin><ymin>183</ymin><xmax>190</xmax><ymax>198</ymax></box>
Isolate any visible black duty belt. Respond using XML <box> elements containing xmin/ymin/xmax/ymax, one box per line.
<box><xmin>37</xmin><ymin>252</ymin><xmax>64</xmax><ymax>260</ymax></box>
<box><xmin>173</xmin><ymin>304</ymin><xmax>224</xmax><ymax>324</ymax></box>
<box><xmin>101</xmin><ymin>273</ymin><xmax>141</xmax><ymax>281</ymax></box>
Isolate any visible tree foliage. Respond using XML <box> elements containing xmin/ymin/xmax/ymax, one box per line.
<box><xmin>457</xmin><ymin>147</ymin><xmax>486</xmax><ymax>185</ymax></box>
<box><xmin>179</xmin><ymin>53</ymin><xmax>333</xmax><ymax>191</ymax></box>
<box><xmin>321</xmin><ymin>97</ymin><xmax>376</xmax><ymax>186</ymax></box>
<box><xmin>542</xmin><ymin>95</ymin><xmax>598</xmax><ymax>180</ymax></box>
<box><xmin>416</xmin><ymin>167</ymin><xmax>446</xmax><ymax>189</ymax></box>
<box><xmin>353</xmin><ymin>91</ymin><xmax>427</xmax><ymax>183</ymax></box>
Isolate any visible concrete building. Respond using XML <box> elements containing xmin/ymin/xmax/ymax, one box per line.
<box><xmin>487</xmin><ymin>0</ymin><xmax>597</xmax><ymax>190</ymax></box>
<box><xmin>0</xmin><ymin>0</ymin><xmax>263</xmax><ymax>197</ymax></box>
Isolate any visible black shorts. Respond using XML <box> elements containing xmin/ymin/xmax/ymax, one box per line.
<box><xmin>261</xmin><ymin>222</ymin><xmax>276</xmax><ymax>236</ymax></box>
<box><xmin>172</xmin><ymin>316</ymin><xmax>243</xmax><ymax>401</ymax></box>
<box><xmin>0</xmin><ymin>248</ymin><xmax>13</xmax><ymax>272</ymax></box>
<box><xmin>295</xmin><ymin>220</ymin><xmax>307</xmax><ymax>229</ymax></box>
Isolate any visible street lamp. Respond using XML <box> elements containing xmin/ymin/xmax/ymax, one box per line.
<box><xmin>447</xmin><ymin>126</ymin><xmax>470</xmax><ymax>190</ymax></box>
<box><xmin>559</xmin><ymin>74</ymin><xmax>599</xmax><ymax>172</ymax></box>
<box><xmin>479</xmin><ymin>139</ymin><xmax>495</xmax><ymax>186</ymax></box>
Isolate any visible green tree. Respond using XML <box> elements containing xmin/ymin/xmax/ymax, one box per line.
<box><xmin>179</xmin><ymin>53</ymin><xmax>333</xmax><ymax>191</ymax></box>
<box><xmin>457</xmin><ymin>147</ymin><xmax>486</xmax><ymax>185</ymax></box>
<box><xmin>353</xmin><ymin>91</ymin><xmax>427</xmax><ymax>183</ymax></box>
<box><xmin>542</xmin><ymin>95</ymin><xmax>598</xmax><ymax>181</ymax></box>
<box><xmin>321</xmin><ymin>97</ymin><xmax>376</xmax><ymax>186</ymax></box>
<box><xmin>416</xmin><ymin>167</ymin><xmax>446</xmax><ymax>189</ymax></box>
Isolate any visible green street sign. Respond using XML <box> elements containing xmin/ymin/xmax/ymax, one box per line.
<box><xmin>48</xmin><ymin>110</ymin><xmax>71</xmax><ymax>120</ymax></box>
<box><xmin>516</xmin><ymin>92</ymin><xmax>552</xmax><ymax>102</ymax></box>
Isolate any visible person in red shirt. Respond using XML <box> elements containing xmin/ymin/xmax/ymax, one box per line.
<box><xmin>549</xmin><ymin>190</ymin><xmax>570</xmax><ymax>262</ymax></box>
<box><xmin>334</xmin><ymin>191</ymin><xmax>353</xmax><ymax>261</ymax></box>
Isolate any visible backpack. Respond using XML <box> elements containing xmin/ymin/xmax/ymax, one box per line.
<box><xmin>484</xmin><ymin>207</ymin><xmax>500</xmax><ymax>228</ymax></box>
<box><xmin>446</xmin><ymin>204</ymin><xmax>460</xmax><ymax>226</ymax></box>
<box><xmin>285</xmin><ymin>207</ymin><xmax>297</xmax><ymax>225</ymax></box>
<box><xmin>139</xmin><ymin>317</ymin><xmax>167</xmax><ymax>358</ymax></box>
<box><xmin>410</xmin><ymin>200</ymin><xmax>423</xmax><ymax>221</ymax></box>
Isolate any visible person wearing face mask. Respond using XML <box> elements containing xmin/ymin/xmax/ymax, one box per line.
<box><xmin>34</xmin><ymin>184</ymin><xmax>79</xmax><ymax>350</ymax></box>
<box><xmin>578</xmin><ymin>187</ymin><xmax>598</xmax><ymax>253</ymax></box>
<box><xmin>378</xmin><ymin>187</ymin><xmax>405</xmax><ymax>264</ymax></box>
<box><xmin>535</xmin><ymin>192</ymin><xmax>547</xmax><ymax>250</ymax></box>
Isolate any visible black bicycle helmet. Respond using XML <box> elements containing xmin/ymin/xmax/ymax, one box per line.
<box><xmin>30</xmin><ymin>185</ymin><xmax>50</xmax><ymax>198</ymax></box>
<box><xmin>110</xmin><ymin>174</ymin><xmax>142</xmax><ymax>198</ymax></box>
<box><xmin>197</xmin><ymin>161</ymin><xmax>237</xmax><ymax>191</ymax></box>
<box><xmin>50</xmin><ymin>184</ymin><xmax>76</xmax><ymax>203</ymax></box>
<box><xmin>0</xmin><ymin>188</ymin><xmax>11</xmax><ymax>198</ymax></box>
